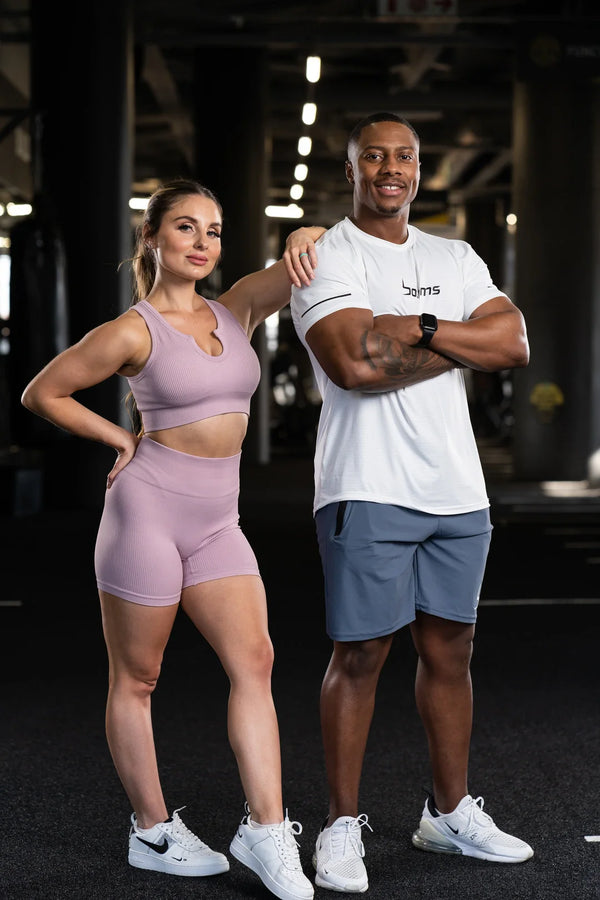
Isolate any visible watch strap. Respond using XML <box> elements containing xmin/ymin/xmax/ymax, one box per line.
<box><xmin>416</xmin><ymin>313</ymin><xmax>438</xmax><ymax>347</ymax></box>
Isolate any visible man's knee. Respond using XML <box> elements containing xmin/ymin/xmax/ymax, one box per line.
<box><xmin>330</xmin><ymin>635</ymin><xmax>393</xmax><ymax>681</ymax></box>
<box><xmin>413</xmin><ymin>617</ymin><xmax>474</xmax><ymax>677</ymax></box>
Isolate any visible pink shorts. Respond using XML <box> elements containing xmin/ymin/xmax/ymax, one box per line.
<box><xmin>95</xmin><ymin>437</ymin><xmax>260</xmax><ymax>606</ymax></box>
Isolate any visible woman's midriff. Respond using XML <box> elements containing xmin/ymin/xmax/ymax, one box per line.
<box><xmin>146</xmin><ymin>412</ymin><xmax>249</xmax><ymax>458</ymax></box>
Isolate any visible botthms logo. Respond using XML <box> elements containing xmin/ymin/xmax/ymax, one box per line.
<box><xmin>402</xmin><ymin>279</ymin><xmax>440</xmax><ymax>298</ymax></box>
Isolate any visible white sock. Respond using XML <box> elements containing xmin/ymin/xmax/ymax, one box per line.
<box><xmin>249</xmin><ymin>816</ymin><xmax>281</xmax><ymax>829</ymax></box>
<box><xmin>135</xmin><ymin>823</ymin><xmax>158</xmax><ymax>834</ymax></box>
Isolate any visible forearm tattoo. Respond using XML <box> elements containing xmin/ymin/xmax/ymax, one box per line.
<box><xmin>361</xmin><ymin>329</ymin><xmax>455</xmax><ymax>387</ymax></box>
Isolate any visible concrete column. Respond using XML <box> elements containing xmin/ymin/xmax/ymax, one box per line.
<box><xmin>27</xmin><ymin>0</ymin><xmax>134</xmax><ymax>507</ymax></box>
<box><xmin>462</xmin><ymin>196</ymin><xmax>507</xmax><ymax>289</ymax></box>
<box><xmin>461</xmin><ymin>196</ymin><xmax>513</xmax><ymax>444</ymax></box>
<box><xmin>511</xmin><ymin>24</ymin><xmax>600</xmax><ymax>480</ymax></box>
<box><xmin>194</xmin><ymin>48</ymin><xmax>271</xmax><ymax>463</ymax></box>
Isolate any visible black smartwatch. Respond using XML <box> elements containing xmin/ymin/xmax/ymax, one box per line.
<box><xmin>416</xmin><ymin>313</ymin><xmax>438</xmax><ymax>347</ymax></box>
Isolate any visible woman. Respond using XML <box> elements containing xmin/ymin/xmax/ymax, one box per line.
<box><xmin>21</xmin><ymin>179</ymin><xmax>324</xmax><ymax>900</ymax></box>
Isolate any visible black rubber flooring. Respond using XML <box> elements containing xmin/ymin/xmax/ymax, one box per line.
<box><xmin>1</xmin><ymin>454</ymin><xmax>599</xmax><ymax>899</ymax></box>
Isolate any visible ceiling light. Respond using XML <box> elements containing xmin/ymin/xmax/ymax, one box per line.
<box><xmin>6</xmin><ymin>202</ymin><xmax>32</xmax><ymax>216</ymax></box>
<box><xmin>129</xmin><ymin>197</ymin><xmax>149</xmax><ymax>210</ymax></box>
<box><xmin>302</xmin><ymin>102</ymin><xmax>317</xmax><ymax>125</ymax></box>
<box><xmin>298</xmin><ymin>136</ymin><xmax>312</xmax><ymax>157</ymax></box>
<box><xmin>306</xmin><ymin>56</ymin><xmax>321</xmax><ymax>83</ymax></box>
<box><xmin>294</xmin><ymin>164</ymin><xmax>308</xmax><ymax>182</ymax></box>
<box><xmin>290</xmin><ymin>184</ymin><xmax>304</xmax><ymax>200</ymax></box>
<box><xmin>265</xmin><ymin>204</ymin><xmax>304</xmax><ymax>219</ymax></box>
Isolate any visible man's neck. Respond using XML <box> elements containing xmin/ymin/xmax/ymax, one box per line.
<box><xmin>349</xmin><ymin>209</ymin><xmax>410</xmax><ymax>245</ymax></box>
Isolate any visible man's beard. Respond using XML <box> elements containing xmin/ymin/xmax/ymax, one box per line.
<box><xmin>374</xmin><ymin>202</ymin><xmax>403</xmax><ymax>216</ymax></box>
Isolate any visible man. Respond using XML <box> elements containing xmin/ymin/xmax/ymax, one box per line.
<box><xmin>288</xmin><ymin>112</ymin><xmax>533</xmax><ymax>893</ymax></box>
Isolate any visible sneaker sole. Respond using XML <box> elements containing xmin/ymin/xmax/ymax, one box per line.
<box><xmin>230</xmin><ymin>835</ymin><xmax>314</xmax><ymax>900</ymax></box>
<box><xmin>312</xmin><ymin>852</ymin><xmax>368</xmax><ymax>892</ymax></box>
<box><xmin>411</xmin><ymin>827</ymin><xmax>534</xmax><ymax>864</ymax></box>
<box><xmin>129</xmin><ymin>848</ymin><xmax>230</xmax><ymax>876</ymax></box>
<box><xmin>314</xmin><ymin>872</ymin><xmax>368</xmax><ymax>893</ymax></box>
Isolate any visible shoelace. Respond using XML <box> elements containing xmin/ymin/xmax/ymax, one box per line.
<box><xmin>330</xmin><ymin>814</ymin><xmax>372</xmax><ymax>859</ymax></box>
<box><xmin>271</xmin><ymin>815</ymin><xmax>304</xmax><ymax>872</ymax></box>
<box><xmin>169</xmin><ymin>807</ymin><xmax>209</xmax><ymax>851</ymax></box>
<box><xmin>467</xmin><ymin>797</ymin><xmax>493</xmax><ymax>827</ymax></box>
<box><xmin>458</xmin><ymin>796</ymin><xmax>496</xmax><ymax>843</ymax></box>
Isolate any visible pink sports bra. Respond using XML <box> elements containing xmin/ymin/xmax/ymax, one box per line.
<box><xmin>126</xmin><ymin>298</ymin><xmax>261</xmax><ymax>431</ymax></box>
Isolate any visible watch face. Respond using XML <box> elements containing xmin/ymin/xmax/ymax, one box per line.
<box><xmin>418</xmin><ymin>313</ymin><xmax>437</xmax><ymax>346</ymax></box>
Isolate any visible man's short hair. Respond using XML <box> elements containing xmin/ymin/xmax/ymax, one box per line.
<box><xmin>347</xmin><ymin>112</ymin><xmax>420</xmax><ymax>155</ymax></box>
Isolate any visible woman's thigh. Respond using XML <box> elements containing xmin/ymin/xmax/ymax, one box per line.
<box><xmin>180</xmin><ymin>575</ymin><xmax>272</xmax><ymax>677</ymax></box>
<box><xmin>100</xmin><ymin>590</ymin><xmax>179</xmax><ymax>678</ymax></box>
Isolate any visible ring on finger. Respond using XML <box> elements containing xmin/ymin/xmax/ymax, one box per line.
<box><xmin>299</xmin><ymin>252</ymin><xmax>308</xmax><ymax>258</ymax></box>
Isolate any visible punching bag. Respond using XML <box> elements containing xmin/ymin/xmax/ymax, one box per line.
<box><xmin>8</xmin><ymin>194</ymin><xmax>69</xmax><ymax>447</ymax></box>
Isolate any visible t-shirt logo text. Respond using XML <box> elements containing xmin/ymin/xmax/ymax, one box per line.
<box><xmin>402</xmin><ymin>279</ymin><xmax>440</xmax><ymax>298</ymax></box>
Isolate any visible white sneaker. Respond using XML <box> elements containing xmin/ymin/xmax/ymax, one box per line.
<box><xmin>128</xmin><ymin>807</ymin><xmax>230</xmax><ymax>876</ymax></box>
<box><xmin>412</xmin><ymin>794</ymin><xmax>534</xmax><ymax>863</ymax></box>
<box><xmin>229</xmin><ymin>807</ymin><xmax>314</xmax><ymax>900</ymax></box>
<box><xmin>313</xmin><ymin>814</ymin><xmax>371</xmax><ymax>893</ymax></box>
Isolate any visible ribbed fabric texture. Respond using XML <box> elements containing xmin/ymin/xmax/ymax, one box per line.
<box><xmin>94</xmin><ymin>439</ymin><xmax>259</xmax><ymax>605</ymax></box>
<box><xmin>127</xmin><ymin>298</ymin><xmax>261</xmax><ymax>431</ymax></box>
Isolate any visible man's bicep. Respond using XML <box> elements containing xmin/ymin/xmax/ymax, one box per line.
<box><xmin>305</xmin><ymin>308</ymin><xmax>374</xmax><ymax>383</ymax></box>
<box><xmin>469</xmin><ymin>295</ymin><xmax>514</xmax><ymax>319</ymax></box>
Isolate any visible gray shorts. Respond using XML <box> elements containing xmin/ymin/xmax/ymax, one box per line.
<box><xmin>315</xmin><ymin>501</ymin><xmax>492</xmax><ymax>641</ymax></box>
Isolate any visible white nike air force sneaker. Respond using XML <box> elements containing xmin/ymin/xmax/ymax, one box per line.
<box><xmin>230</xmin><ymin>805</ymin><xmax>314</xmax><ymax>900</ymax></box>
<box><xmin>128</xmin><ymin>807</ymin><xmax>229</xmax><ymax>876</ymax></box>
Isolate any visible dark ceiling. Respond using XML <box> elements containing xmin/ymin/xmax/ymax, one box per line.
<box><xmin>131</xmin><ymin>0</ymin><xmax>600</xmax><ymax>229</ymax></box>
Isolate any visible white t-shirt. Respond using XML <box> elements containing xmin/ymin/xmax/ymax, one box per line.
<box><xmin>291</xmin><ymin>217</ymin><xmax>508</xmax><ymax>516</ymax></box>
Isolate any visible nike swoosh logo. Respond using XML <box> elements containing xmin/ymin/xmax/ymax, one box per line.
<box><xmin>446</xmin><ymin>824</ymin><xmax>459</xmax><ymax>835</ymax></box>
<box><xmin>136</xmin><ymin>836</ymin><xmax>169</xmax><ymax>854</ymax></box>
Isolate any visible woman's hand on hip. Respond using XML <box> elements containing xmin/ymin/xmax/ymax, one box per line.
<box><xmin>107</xmin><ymin>431</ymin><xmax>141</xmax><ymax>489</ymax></box>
